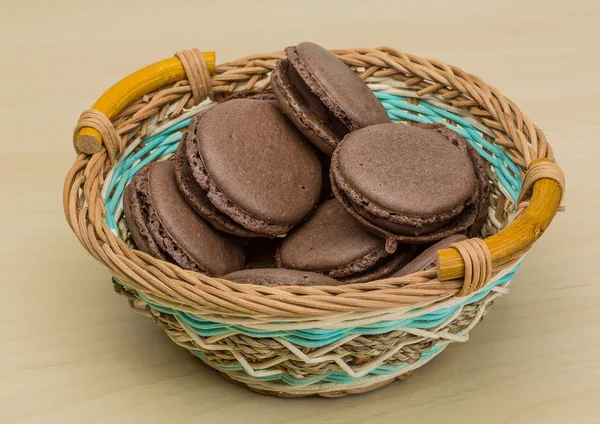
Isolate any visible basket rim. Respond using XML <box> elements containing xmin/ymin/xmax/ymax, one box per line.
<box><xmin>64</xmin><ymin>46</ymin><xmax>564</xmax><ymax>318</ymax></box>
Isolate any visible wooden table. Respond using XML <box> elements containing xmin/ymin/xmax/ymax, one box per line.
<box><xmin>1</xmin><ymin>0</ymin><xmax>598</xmax><ymax>422</ymax></box>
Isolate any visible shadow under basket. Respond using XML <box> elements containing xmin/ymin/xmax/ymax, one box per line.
<box><xmin>65</xmin><ymin>47</ymin><xmax>565</xmax><ymax>397</ymax></box>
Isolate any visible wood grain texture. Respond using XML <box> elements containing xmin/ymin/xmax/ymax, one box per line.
<box><xmin>0</xmin><ymin>0</ymin><xmax>598</xmax><ymax>423</ymax></box>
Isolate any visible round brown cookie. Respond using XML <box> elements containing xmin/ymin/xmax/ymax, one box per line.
<box><xmin>223</xmin><ymin>268</ymin><xmax>343</xmax><ymax>287</ymax></box>
<box><xmin>271</xmin><ymin>42</ymin><xmax>390</xmax><ymax>155</ymax></box>
<box><xmin>331</xmin><ymin>123</ymin><xmax>483</xmax><ymax>248</ymax></box>
<box><xmin>276</xmin><ymin>199</ymin><xmax>415</xmax><ymax>283</ymax></box>
<box><xmin>392</xmin><ymin>235</ymin><xmax>468</xmax><ymax>278</ymax></box>
<box><xmin>416</xmin><ymin>124</ymin><xmax>490</xmax><ymax>237</ymax></box>
<box><xmin>123</xmin><ymin>160</ymin><xmax>245</xmax><ymax>276</ymax></box>
<box><xmin>176</xmin><ymin>99</ymin><xmax>322</xmax><ymax>237</ymax></box>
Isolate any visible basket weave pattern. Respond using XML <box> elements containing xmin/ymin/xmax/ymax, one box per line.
<box><xmin>65</xmin><ymin>47</ymin><xmax>560</xmax><ymax>396</ymax></box>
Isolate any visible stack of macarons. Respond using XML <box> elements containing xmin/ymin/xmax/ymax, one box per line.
<box><xmin>123</xmin><ymin>42</ymin><xmax>489</xmax><ymax>287</ymax></box>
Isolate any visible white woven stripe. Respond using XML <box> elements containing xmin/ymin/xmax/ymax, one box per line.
<box><xmin>198</xmin><ymin>341</ymin><xmax>449</xmax><ymax>395</ymax></box>
<box><xmin>275</xmin><ymin>336</ymin><xmax>427</xmax><ymax>379</ymax></box>
<box><xmin>187</xmin><ymin>289</ymin><xmax>500</xmax><ymax>395</ymax></box>
<box><xmin>365</xmin><ymin>76</ymin><xmax>496</xmax><ymax>138</ymax></box>
<box><xmin>101</xmin><ymin>99</ymin><xmax>215</xmax><ymax>203</ymax></box>
<box><xmin>174</xmin><ymin>287</ymin><xmax>501</xmax><ymax>381</ymax></box>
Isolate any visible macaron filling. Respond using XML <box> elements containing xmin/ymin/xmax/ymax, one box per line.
<box><xmin>325</xmin><ymin>245</ymin><xmax>390</xmax><ymax>278</ymax></box>
<box><xmin>276</xmin><ymin>242</ymin><xmax>391</xmax><ymax>279</ymax></box>
<box><xmin>353</xmin><ymin>206</ymin><xmax>454</xmax><ymax>235</ymax></box>
<box><xmin>330</xmin><ymin>157</ymin><xmax>472</xmax><ymax>234</ymax></box>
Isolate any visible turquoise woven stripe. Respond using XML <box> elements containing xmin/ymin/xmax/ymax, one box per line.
<box><xmin>119</xmin><ymin>264</ymin><xmax>517</xmax><ymax>349</ymax></box>
<box><xmin>375</xmin><ymin>92</ymin><xmax>522</xmax><ymax>202</ymax></box>
<box><xmin>191</xmin><ymin>343</ymin><xmax>446</xmax><ymax>387</ymax></box>
<box><xmin>104</xmin><ymin>118</ymin><xmax>193</xmax><ymax>231</ymax></box>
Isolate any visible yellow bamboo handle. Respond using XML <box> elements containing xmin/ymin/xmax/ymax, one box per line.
<box><xmin>437</xmin><ymin>158</ymin><xmax>562</xmax><ymax>281</ymax></box>
<box><xmin>75</xmin><ymin>52</ymin><xmax>216</xmax><ymax>155</ymax></box>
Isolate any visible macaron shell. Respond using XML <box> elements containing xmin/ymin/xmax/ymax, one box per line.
<box><xmin>195</xmin><ymin>99</ymin><xmax>322</xmax><ymax>226</ymax></box>
<box><xmin>271</xmin><ymin>59</ymin><xmax>340</xmax><ymax>155</ymax></box>
<box><xmin>122</xmin><ymin>166</ymin><xmax>169</xmax><ymax>261</ymax></box>
<box><xmin>331</xmin><ymin>158</ymin><xmax>479</xmax><ymax>243</ymax></box>
<box><xmin>148</xmin><ymin>160</ymin><xmax>245</xmax><ymax>276</ymax></box>
<box><xmin>323</xmin><ymin>245</ymin><xmax>390</xmax><ymax>278</ymax></box>
<box><xmin>291</xmin><ymin>42</ymin><xmax>390</xmax><ymax>130</ymax></box>
<box><xmin>353</xmin><ymin>208</ymin><xmax>450</xmax><ymax>236</ymax></box>
<box><xmin>335</xmin><ymin>123</ymin><xmax>477</xmax><ymax>217</ymax></box>
<box><xmin>278</xmin><ymin>198</ymin><xmax>385</xmax><ymax>272</ymax></box>
<box><xmin>224</xmin><ymin>268</ymin><xmax>344</xmax><ymax>287</ymax></box>
<box><xmin>175</xmin><ymin>129</ymin><xmax>260</xmax><ymax>237</ymax></box>
<box><xmin>184</xmin><ymin>121</ymin><xmax>294</xmax><ymax>236</ymax></box>
<box><xmin>392</xmin><ymin>235</ymin><xmax>468</xmax><ymax>278</ymax></box>
<box><xmin>223</xmin><ymin>90</ymin><xmax>277</xmax><ymax>102</ymax></box>
<box><xmin>338</xmin><ymin>248</ymin><xmax>414</xmax><ymax>284</ymax></box>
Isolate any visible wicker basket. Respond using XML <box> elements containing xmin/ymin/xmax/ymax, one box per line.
<box><xmin>64</xmin><ymin>47</ymin><xmax>565</xmax><ymax>397</ymax></box>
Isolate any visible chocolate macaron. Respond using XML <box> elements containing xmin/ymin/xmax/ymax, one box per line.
<box><xmin>331</xmin><ymin>123</ymin><xmax>489</xmax><ymax>248</ymax></box>
<box><xmin>123</xmin><ymin>160</ymin><xmax>245</xmax><ymax>276</ymax></box>
<box><xmin>392</xmin><ymin>235</ymin><xmax>468</xmax><ymax>278</ymax></box>
<box><xmin>224</xmin><ymin>268</ymin><xmax>343</xmax><ymax>287</ymax></box>
<box><xmin>175</xmin><ymin>98</ymin><xmax>322</xmax><ymax>237</ymax></box>
<box><xmin>276</xmin><ymin>199</ymin><xmax>415</xmax><ymax>283</ymax></box>
<box><xmin>271</xmin><ymin>42</ymin><xmax>390</xmax><ymax>155</ymax></box>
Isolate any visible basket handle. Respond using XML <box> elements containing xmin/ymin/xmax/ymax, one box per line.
<box><xmin>437</xmin><ymin>158</ymin><xmax>564</xmax><ymax>281</ymax></box>
<box><xmin>73</xmin><ymin>52</ymin><xmax>216</xmax><ymax>155</ymax></box>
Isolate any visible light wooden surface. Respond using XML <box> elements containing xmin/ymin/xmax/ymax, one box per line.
<box><xmin>1</xmin><ymin>0</ymin><xmax>598</xmax><ymax>422</ymax></box>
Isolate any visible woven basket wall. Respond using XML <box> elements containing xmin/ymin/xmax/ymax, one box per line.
<box><xmin>64</xmin><ymin>47</ymin><xmax>563</xmax><ymax>397</ymax></box>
